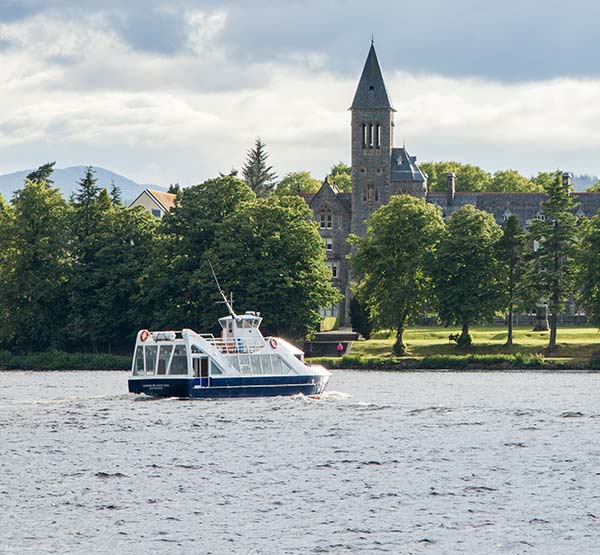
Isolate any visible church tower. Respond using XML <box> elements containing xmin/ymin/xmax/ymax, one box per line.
<box><xmin>350</xmin><ymin>43</ymin><xmax>395</xmax><ymax>236</ymax></box>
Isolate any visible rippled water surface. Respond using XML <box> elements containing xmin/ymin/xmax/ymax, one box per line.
<box><xmin>1</xmin><ymin>370</ymin><xmax>599</xmax><ymax>554</ymax></box>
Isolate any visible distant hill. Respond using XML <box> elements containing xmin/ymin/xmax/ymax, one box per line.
<box><xmin>0</xmin><ymin>166</ymin><xmax>166</xmax><ymax>204</ymax></box>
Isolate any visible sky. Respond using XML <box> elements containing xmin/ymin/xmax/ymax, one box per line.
<box><xmin>1</xmin><ymin>0</ymin><xmax>600</xmax><ymax>186</ymax></box>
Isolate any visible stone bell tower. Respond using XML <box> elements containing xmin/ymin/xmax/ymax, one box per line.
<box><xmin>350</xmin><ymin>42</ymin><xmax>395</xmax><ymax>236</ymax></box>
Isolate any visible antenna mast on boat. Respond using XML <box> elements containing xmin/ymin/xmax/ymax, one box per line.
<box><xmin>209</xmin><ymin>261</ymin><xmax>237</xmax><ymax>318</ymax></box>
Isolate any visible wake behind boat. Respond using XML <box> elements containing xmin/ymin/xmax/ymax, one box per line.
<box><xmin>128</xmin><ymin>277</ymin><xmax>330</xmax><ymax>399</ymax></box>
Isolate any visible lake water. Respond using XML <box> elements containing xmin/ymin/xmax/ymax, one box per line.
<box><xmin>1</xmin><ymin>370</ymin><xmax>599</xmax><ymax>554</ymax></box>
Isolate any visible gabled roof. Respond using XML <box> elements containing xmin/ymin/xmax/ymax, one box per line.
<box><xmin>390</xmin><ymin>147</ymin><xmax>426</xmax><ymax>183</ymax></box>
<box><xmin>351</xmin><ymin>43</ymin><xmax>393</xmax><ymax>110</ymax></box>
<box><xmin>147</xmin><ymin>189</ymin><xmax>176</xmax><ymax>211</ymax></box>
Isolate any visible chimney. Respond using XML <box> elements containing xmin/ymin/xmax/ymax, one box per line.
<box><xmin>447</xmin><ymin>172</ymin><xmax>456</xmax><ymax>205</ymax></box>
<box><xmin>562</xmin><ymin>172</ymin><xmax>572</xmax><ymax>190</ymax></box>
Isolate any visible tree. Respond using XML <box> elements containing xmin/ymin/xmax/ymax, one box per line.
<box><xmin>68</xmin><ymin>167</ymin><xmax>112</xmax><ymax>349</ymax></box>
<box><xmin>527</xmin><ymin>172</ymin><xmax>579</xmax><ymax>352</ymax></box>
<box><xmin>167</xmin><ymin>183</ymin><xmax>181</xmax><ymax>194</ymax></box>
<box><xmin>578</xmin><ymin>213</ymin><xmax>600</xmax><ymax>326</ymax></box>
<box><xmin>349</xmin><ymin>195</ymin><xmax>445</xmax><ymax>355</ymax></box>
<box><xmin>26</xmin><ymin>161</ymin><xmax>56</xmax><ymax>184</ymax></box>
<box><xmin>490</xmin><ymin>170</ymin><xmax>541</xmax><ymax>192</ymax></box>
<box><xmin>89</xmin><ymin>205</ymin><xmax>158</xmax><ymax>351</ymax></box>
<box><xmin>274</xmin><ymin>171</ymin><xmax>321</xmax><ymax>196</ymax></box>
<box><xmin>419</xmin><ymin>161</ymin><xmax>491</xmax><ymax>192</ymax></box>
<box><xmin>431</xmin><ymin>205</ymin><xmax>504</xmax><ymax>346</ymax></box>
<box><xmin>242</xmin><ymin>138</ymin><xmax>277</xmax><ymax>197</ymax></box>
<box><xmin>137</xmin><ymin>176</ymin><xmax>256</xmax><ymax>331</ymax></box>
<box><xmin>0</xmin><ymin>180</ymin><xmax>69</xmax><ymax>351</ymax></box>
<box><xmin>328</xmin><ymin>162</ymin><xmax>352</xmax><ymax>192</ymax></box>
<box><xmin>110</xmin><ymin>181</ymin><xmax>123</xmax><ymax>205</ymax></box>
<box><xmin>586</xmin><ymin>182</ymin><xmax>600</xmax><ymax>192</ymax></box>
<box><xmin>349</xmin><ymin>295</ymin><xmax>373</xmax><ymax>340</ymax></box>
<box><xmin>210</xmin><ymin>196</ymin><xmax>340</xmax><ymax>337</ymax></box>
<box><xmin>497</xmin><ymin>215</ymin><xmax>527</xmax><ymax>345</ymax></box>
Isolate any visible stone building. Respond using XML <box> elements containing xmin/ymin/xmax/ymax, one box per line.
<box><xmin>305</xmin><ymin>43</ymin><xmax>600</xmax><ymax>326</ymax></box>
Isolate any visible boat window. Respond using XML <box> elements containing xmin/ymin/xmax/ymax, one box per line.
<box><xmin>260</xmin><ymin>355</ymin><xmax>273</xmax><ymax>374</ymax></box>
<box><xmin>271</xmin><ymin>355</ymin><xmax>284</xmax><ymax>375</ymax></box>
<box><xmin>169</xmin><ymin>345</ymin><xmax>188</xmax><ymax>375</ymax></box>
<box><xmin>210</xmin><ymin>361</ymin><xmax>222</xmax><ymax>375</ymax></box>
<box><xmin>145</xmin><ymin>346</ymin><xmax>158</xmax><ymax>375</ymax></box>
<box><xmin>237</xmin><ymin>355</ymin><xmax>251</xmax><ymax>374</ymax></box>
<box><xmin>157</xmin><ymin>345</ymin><xmax>173</xmax><ymax>375</ymax></box>
<box><xmin>250</xmin><ymin>355</ymin><xmax>262</xmax><ymax>374</ymax></box>
<box><xmin>133</xmin><ymin>346</ymin><xmax>144</xmax><ymax>375</ymax></box>
<box><xmin>191</xmin><ymin>344</ymin><xmax>202</xmax><ymax>354</ymax></box>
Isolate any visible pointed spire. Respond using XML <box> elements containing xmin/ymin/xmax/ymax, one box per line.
<box><xmin>351</xmin><ymin>43</ymin><xmax>393</xmax><ymax>110</ymax></box>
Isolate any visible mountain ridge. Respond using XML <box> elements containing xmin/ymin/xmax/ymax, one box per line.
<box><xmin>0</xmin><ymin>166</ymin><xmax>166</xmax><ymax>204</ymax></box>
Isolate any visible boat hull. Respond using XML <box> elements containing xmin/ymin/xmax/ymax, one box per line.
<box><xmin>128</xmin><ymin>374</ymin><xmax>329</xmax><ymax>399</ymax></box>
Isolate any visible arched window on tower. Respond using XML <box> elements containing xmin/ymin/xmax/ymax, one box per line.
<box><xmin>368</xmin><ymin>124</ymin><xmax>374</xmax><ymax>148</ymax></box>
<box><xmin>361</xmin><ymin>124</ymin><xmax>367</xmax><ymax>148</ymax></box>
<box><xmin>376</xmin><ymin>124</ymin><xmax>381</xmax><ymax>148</ymax></box>
<box><xmin>319</xmin><ymin>205</ymin><xmax>333</xmax><ymax>229</ymax></box>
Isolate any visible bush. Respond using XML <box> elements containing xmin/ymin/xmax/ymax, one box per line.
<box><xmin>421</xmin><ymin>353</ymin><xmax>545</xmax><ymax>369</ymax></box>
<box><xmin>0</xmin><ymin>350</ymin><xmax>131</xmax><ymax>370</ymax></box>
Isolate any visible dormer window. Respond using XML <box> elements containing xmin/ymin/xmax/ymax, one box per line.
<box><xmin>576</xmin><ymin>208</ymin><xmax>585</xmax><ymax>218</ymax></box>
<box><xmin>319</xmin><ymin>205</ymin><xmax>333</xmax><ymax>229</ymax></box>
<box><xmin>503</xmin><ymin>208</ymin><xmax>513</xmax><ymax>222</ymax></box>
<box><xmin>368</xmin><ymin>85</ymin><xmax>374</xmax><ymax>91</ymax></box>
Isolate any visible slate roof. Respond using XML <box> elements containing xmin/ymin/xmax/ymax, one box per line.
<box><xmin>390</xmin><ymin>147</ymin><xmax>426</xmax><ymax>183</ymax></box>
<box><xmin>350</xmin><ymin>43</ymin><xmax>393</xmax><ymax>110</ymax></box>
<box><xmin>427</xmin><ymin>191</ymin><xmax>600</xmax><ymax>226</ymax></box>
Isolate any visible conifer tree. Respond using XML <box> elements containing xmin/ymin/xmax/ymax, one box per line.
<box><xmin>26</xmin><ymin>161</ymin><xmax>56</xmax><ymax>184</ymax></box>
<box><xmin>497</xmin><ymin>215</ymin><xmax>527</xmax><ymax>345</ymax></box>
<box><xmin>527</xmin><ymin>172</ymin><xmax>579</xmax><ymax>352</ymax></box>
<box><xmin>109</xmin><ymin>181</ymin><xmax>123</xmax><ymax>205</ymax></box>
<box><xmin>242</xmin><ymin>138</ymin><xmax>277</xmax><ymax>197</ymax></box>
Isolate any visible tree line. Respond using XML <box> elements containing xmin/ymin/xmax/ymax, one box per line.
<box><xmin>350</xmin><ymin>172</ymin><xmax>600</xmax><ymax>355</ymax></box>
<box><xmin>0</xmin><ymin>163</ymin><xmax>338</xmax><ymax>353</ymax></box>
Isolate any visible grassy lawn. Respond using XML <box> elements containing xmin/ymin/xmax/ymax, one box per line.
<box><xmin>351</xmin><ymin>326</ymin><xmax>600</xmax><ymax>360</ymax></box>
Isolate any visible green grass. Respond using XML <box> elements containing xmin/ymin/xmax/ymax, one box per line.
<box><xmin>352</xmin><ymin>326</ymin><xmax>600</xmax><ymax>360</ymax></box>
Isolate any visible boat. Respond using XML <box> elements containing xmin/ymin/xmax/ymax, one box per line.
<box><xmin>128</xmin><ymin>281</ymin><xmax>331</xmax><ymax>399</ymax></box>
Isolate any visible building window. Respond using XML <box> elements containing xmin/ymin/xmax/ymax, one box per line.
<box><xmin>151</xmin><ymin>208</ymin><xmax>162</xmax><ymax>218</ymax></box>
<box><xmin>319</xmin><ymin>304</ymin><xmax>338</xmax><ymax>318</ymax></box>
<box><xmin>362</xmin><ymin>124</ymin><xmax>367</xmax><ymax>148</ymax></box>
<box><xmin>376</xmin><ymin>124</ymin><xmax>381</xmax><ymax>148</ymax></box>
<box><xmin>368</xmin><ymin>124</ymin><xmax>374</xmax><ymax>148</ymax></box>
<box><xmin>323</xmin><ymin>238</ymin><xmax>333</xmax><ymax>252</ymax></box>
<box><xmin>325</xmin><ymin>260</ymin><xmax>339</xmax><ymax>278</ymax></box>
<box><xmin>319</xmin><ymin>206</ymin><xmax>333</xmax><ymax>229</ymax></box>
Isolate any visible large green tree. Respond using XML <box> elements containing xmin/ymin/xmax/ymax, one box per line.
<box><xmin>578</xmin><ymin>212</ymin><xmax>600</xmax><ymax>326</ymax></box>
<box><xmin>328</xmin><ymin>162</ymin><xmax>352</xmax><ymax>192</ymax></box>
<box><xmin>349</xmin><ymin>195</ymin><xmax>445</xmax><ymax>354</ymax></box>
<box><xmin>431</xmin><ymin>205</ymin><xmax>504</xmax><ymax>345</ymax></box>
<box><xmin>89</xmin><ymin>204</ymin><xmax>158</xmax><ymax>351</ymax></box>
<box><xmin>242</xmin><ymin>138</ymin><xmax>277</xmax><ymax>197</ymax></box>
<box><xmin>26</xmin><ymin>161</ymin><xmax>56</xmax><ymax>185</ymax></box>
<box><xmin>274</xmin><ymin>171</ymin><xmax>321</xmax><ymax>196</ymax></box>
<box><xmin>419</xmin><ymin>161</ymin><xmax>491</xmax><ymax>192</ymax></box>
<box><xmin>0</xmin><ymin>180</ymin><xmax>69</xmax><ymax>351</ymax></box>
<box><xmin>497</xmin><ymin>215</ymin><xmax>527</xmax><ymax>345</ymax></box>
<box><xmin>68</xmin><ymin>167</ymin><xmax>110</xmax><ymax>349</ymax></box>
<box><xmin>209</xmin><ymin>196</ymin><xmax>339</xmax><ymax>337</ymax></box>
<box><xmin>138</xmin><ymin>176</ymin><xmax>256</xmax><ymax>331</ymax></box>
<box><xmin>527</xmin><ymin>172</ymin><xmax>579</xmax><ymax>351</ymax></box>
<box><xmin>490</xmin><ymin>170</ymin><xmax>541</xmax><ymax>192</ymax></box>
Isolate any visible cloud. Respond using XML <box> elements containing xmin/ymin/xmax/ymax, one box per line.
<box><xmin>1</xmin><ymin>0</ymin><xmax>600</xmax><ymax>185</ymax></box>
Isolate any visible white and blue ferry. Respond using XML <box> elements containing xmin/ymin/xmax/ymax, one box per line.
<box><xmin>128</xmin><ymin>289</ymin><xmax>330</xmax><ymax>399</ymax></box>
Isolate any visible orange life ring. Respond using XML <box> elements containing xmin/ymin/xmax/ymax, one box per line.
<box><xmin>140</xmin><ymin>329</ymin><xmax>151</xmax><ymax>342</ymax></box>
<box><xmin>269</xmin><ymin>337</ymin><xmax>278</xmax><ymax>349</ymax></box>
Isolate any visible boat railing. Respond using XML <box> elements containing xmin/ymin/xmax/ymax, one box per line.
<box><xmin>202</xmin><ymin>336</ymin><xmax>264</xmax><ymax>355</ymax></box>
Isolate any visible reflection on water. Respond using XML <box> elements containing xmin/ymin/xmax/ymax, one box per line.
<box><xmin>1</xmin><ymin>370</ymin><xmax>599</xmax><ymax>554</ymax></box>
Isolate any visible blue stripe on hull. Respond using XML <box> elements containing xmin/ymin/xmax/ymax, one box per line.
<box><xmin>128</xmin><ymin>375</ymin><xmax>329</xmax><ymax>399</ymax></box>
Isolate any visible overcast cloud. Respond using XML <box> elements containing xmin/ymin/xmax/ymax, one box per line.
<box><xmin>1</xmin><ymin>0</ymin><xmax>599</xmax><ymax>186</ymax></box>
